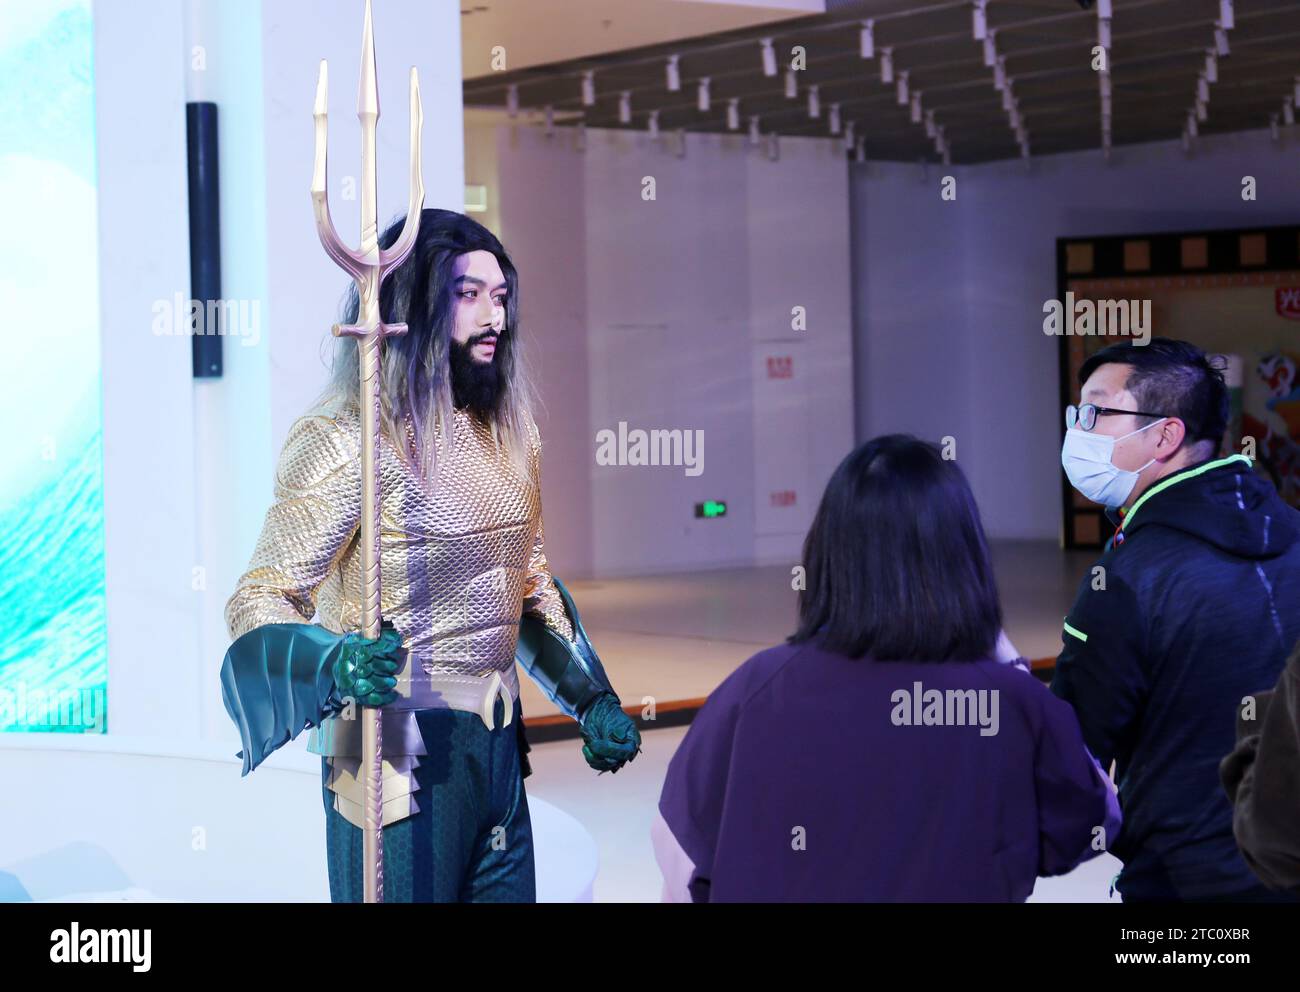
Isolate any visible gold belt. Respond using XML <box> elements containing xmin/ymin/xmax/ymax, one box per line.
<box><xmin>309</xmin><ymin>668</ymin><xmax>516</xmax><ymax>829</ymax></box>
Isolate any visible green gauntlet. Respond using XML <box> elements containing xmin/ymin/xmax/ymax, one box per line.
<box><xmin>219</xmin><ymin>619</ymin><xmax>403</xmax><ymax>776</ymax></box>
<box><xmin>333</xmin><ymin>620</ymin><xmax>402</xmax><ymax>707</ymax></box>
<box><xmin>579</xmin><ymin>692</ymin><xmax>642</xmax><ymax>773</ymax></box>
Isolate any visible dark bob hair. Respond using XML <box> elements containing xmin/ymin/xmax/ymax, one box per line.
<box><xmin>789</xmin><ymin>434</ymin><xmax>1003</xmax><ymax>662</ymax></box>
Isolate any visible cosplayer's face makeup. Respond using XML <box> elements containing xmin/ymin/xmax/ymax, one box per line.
<box><xmin>450</xmin><ymin>250</ymin><xmax>507</xmax><ymax>364</ymax></box>
<box><xmin>1079</xmin><ymin>363</ymin><xmax>1169</xmax><ymax>473</ymax></box>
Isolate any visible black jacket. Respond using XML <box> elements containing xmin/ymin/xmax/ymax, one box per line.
<box><xmin>1052</xmin><ymin>454</ymin><xmax>1300</xmax><ymax>900</ymax></box>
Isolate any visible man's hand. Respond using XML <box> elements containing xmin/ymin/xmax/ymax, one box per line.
<box><xmin>579</xmin><ymin>693</ymin><xmax>641</xmax><ymax>773</ymax></box>
<box><xmin>332</xmin><ymin>619</ymin><xmax>402</xmax><ymax>707</ymax></box>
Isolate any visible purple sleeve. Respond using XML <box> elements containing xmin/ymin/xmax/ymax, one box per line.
<box><xmin>656</xmin><ymin>683</ymin><xmax>742</xmax><ymax>902</ymax></box>
<box><xmin>1034</xmin><ymin>690</ymin><xmax>1123</xmax><ymax>877</ymax></box>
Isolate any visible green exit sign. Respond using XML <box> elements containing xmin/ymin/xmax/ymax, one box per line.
<box><xmin>695</xmin><ymin>500</ymin><xmax>727</xmax><ymax>519</ymax></box>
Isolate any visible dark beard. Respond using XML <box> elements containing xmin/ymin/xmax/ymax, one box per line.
<box><xmin>449</xmin><ymin>334</ymin><xmax>502</xmax><ymax>418</ymax></box>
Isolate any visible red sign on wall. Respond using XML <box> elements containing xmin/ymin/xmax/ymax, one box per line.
<box><xmin>1276</xmin><ymin>287</ymin><xmax>1300</xmax><ymax>320</ymax></box>
<box><xmin>770</xmin><ymin>489</ymin><xmax>797</xmax><ymax>507</ymax></box>
<box><xmin>766</xmin><ymin>356</ymin><xmax>794</xmax><ymax>379</ymax></box>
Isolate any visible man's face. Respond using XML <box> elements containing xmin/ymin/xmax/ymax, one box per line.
<box><xmin>450</xmin><ymin>250</ymin><xmax>507</xmax><ymax>364</ymax></box>
<box><xmin>1079</xmin><ymin>363</ymin><xmax>1168</xmax><ymax>472</ymax></box>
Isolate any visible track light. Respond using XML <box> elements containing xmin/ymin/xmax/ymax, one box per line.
<box><xmin>1197</xmin><ymin>74</ymin><xmax>1210</xmax><ymax>104</ymax></box>
<box><xmin>844</xmin><ymin>120</ymin><xmax>855</xmax><ymax>150</ymax></box>
<box><xmin>1098</xmin><ymin>18</ymin><xmax>1111</xmax><ymax>51</ymax></box>
<box><xmin>785</xmin><ymin>69</ymin><xmax>798</xmax><ymax>99</ymax></box>
<box><xmin>648</xmin><ymin>109</ymin><xmax>659</xmax><ymax>139</ymax></box>
<box><xmin>897</xmin><ymin>71</ymin><xmax>909</xmax><ymax>105</ymax></box>
<box><xmin>506</xmin><ymin>83</ymin><xmax>519</xmax><ymax>118</ymax></box>
<box><xmin>666</xmin><ymin>55</ymin><xmax>680</xmax><ymax>92</ymax></box>
<box><xmin>749</xmin><ymin>114</ymin><xmax>761</xmax><ymax>146</ymax></box>
<box><xmin>924</xmin><ymin>110</ymin><xmax>937</xmax><ymax>139</ymax></box>
<box><xmin>760</xmin><ymin>38</ymin><xmax>777</xmax><ymax>77</ymax></box>
<box><xmin>880</xmin><ymin>47</ymin><xmax>894</xmax><ymax>84</ymax></box>
<box><xmin>808</xmin><ymin>84</ymin><xmax>820</xmax><ymax>118</ymax></box>
<box><xmin>697</xmin><ymin>77</ymin><xmax>710</xmax><ymax>112</ymax></box>
<box><xmin>1195</xmin><ymin>99</ymin><xmax>1207</xmax><ymax>122</ymax></box>
<box><xmin>1215</xmin><ymin>25</ymin><xmax>1229</xmax><ymax>56</ymax></box>
<box><xmin>983</xmin><ymin>31</ymin><xmax>996</xmax><ymax>67</ymax></box>
<box><xmin>1097</xmin><ymin>0</ymin><xmax>1113</xmax><ymax>17</ymax></box>
<box><xmin>581</xmin><ymin>70</ymin><xmax>595</xmax><ymax>107</ymax></box>
<box><xmin>1205</xmin><ymin>51</ymin><xmax>1218</xmax><ymax>83</ymax></box>
<box><xmin>994</xmin><ymin>57</ymin><xmax>1006</xmax><ymax>91</ymax></box>
<box><xmin>618</xmin><ymin>91</ymin><xmax>631</xmax><ymax>124</ymax></box>
<box><xmin>972</xmin><ymin>0</ymin><xmax>987</xmax><ymax>41</ymax></box>
<box><xmin>1100</xmin><ymin>73</ymin><xmax>1111</xmax><ymax>98</ymax></box>
<box><xmin>829</xmin><ymin>102</ymin><xmax>841</xmax><ymax>134</ymax></box>
<box><xmin>910</xmin><ymin>91</ymin><xmax>922</xmax><ymax>124</ymax></box>
<box><xmin>727</xmin><ymin>98</ymin><xmax>739</xmax><ymax>130</ymax></box>
<box><xmin>1220</xmin><ymin>0</ymin><xmax>1234</xmax><ymax>30</ymax></box>
<box><xmin>860</xmin><ymin>20</ymin><xmax>875</xmax><ymax>59</ymax></box>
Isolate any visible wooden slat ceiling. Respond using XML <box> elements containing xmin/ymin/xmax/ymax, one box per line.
<box><xmin>463</xmin><ymin>0</ymin><xmax>1300</xmax><ymax>163</ymax></box>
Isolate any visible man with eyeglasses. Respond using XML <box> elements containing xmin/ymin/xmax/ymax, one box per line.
<box><xmin>1051</xmin><ymin>337</ymin><xmax>1300</xmax><ymax>903</ymax></box>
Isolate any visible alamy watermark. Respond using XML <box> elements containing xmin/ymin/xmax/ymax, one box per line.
<box><xmin>890</xmin><ymin>681</ymin><xmax>1000</xmax><ymax>736</ymax></box>
<box><xmin>595</xmin><ymin>421</ymin><xmax>704</xmax><ymax>477</ymax></box>
<box><xmin>1043</xmin><ymin>292</ymin><xmax>1151</xmax><ymax>346</ymax></box>
<box><xmin>0</xmin><ymin>681</ymin><xmax>106</xmax><ymax>732</ymax></box>
<box><xmin>152</xmin><ymin>293</ymin><xmax>262</xmax><ymax>347</ymax></box>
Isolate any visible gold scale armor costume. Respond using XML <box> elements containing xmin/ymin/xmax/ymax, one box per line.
<box><xmin>225</xmin><ymin>401</ymin><xmax>575</xmax><ymax>829</ymax></box>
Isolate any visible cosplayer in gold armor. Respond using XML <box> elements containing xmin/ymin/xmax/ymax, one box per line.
<box><xmin>219</xmin><ymin>209</ymin><xmax>640</xmax><ymax>902</ymax></box>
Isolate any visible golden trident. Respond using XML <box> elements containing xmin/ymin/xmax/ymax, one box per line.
<box><xmin>311</xmin><ymin>0</ymin><xmax>425</xmax><ymax>903</ymax></box>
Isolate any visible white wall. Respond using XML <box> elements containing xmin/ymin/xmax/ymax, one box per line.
<box><xmin>852</xmin><ymin>128</ymin><xmax>1300</xmax><ymax>540</ymax></box>
<box><xmin>490</xmin><ymin>125</ymin><xmax>855</xmax><ymax>578</ymax></box>
<box><xmin>96</xmin><ymin>0</ymin><xmax>197</xmax><ymax>739</ymax></box>
<box><xmin>94</xmin><ymin>0</ymin><xmax>463</xmax><ymax>742</ymax></box>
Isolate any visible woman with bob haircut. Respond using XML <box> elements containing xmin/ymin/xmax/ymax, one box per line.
<box><xmin>653</xmin><ymin>434</ymin><xmax>1120</xmax><ymax>902</ymax></box>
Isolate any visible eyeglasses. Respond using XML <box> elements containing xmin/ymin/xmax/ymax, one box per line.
<box><xmin>1065</xmin><ymin>403</ymin><xmax>1169</xmax><ymax>432</ymax></box>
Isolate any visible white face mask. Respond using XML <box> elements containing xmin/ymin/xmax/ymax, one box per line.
<box><xmin>1061</xmin><ymin>418</ymin><xmax>1167</xmax><ymax>508</ymax></box>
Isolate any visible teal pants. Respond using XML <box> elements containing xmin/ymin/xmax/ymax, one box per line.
<box><xmin>322</xmin><ymin>695</ymin><xmax>536</xmax><ymax>902</ymax></box>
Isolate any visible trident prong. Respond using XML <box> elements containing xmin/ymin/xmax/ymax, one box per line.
<box><xmin>380</xmin><ymin>68</ymin><xmax>424</xmax><ymax>275</ymax></box>
<box><xmin>311</xmin><ymin>0</ymin><xmax>425</xmax><ymax>906</ymax></box>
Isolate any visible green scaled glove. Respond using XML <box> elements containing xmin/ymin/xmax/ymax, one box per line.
<box><xmin>579</xmin><ymin>692</ymin><xmax>641</xmax><ymax>773</ymax></box>
<box><xmin>333</xmin><ymin>619</ymin><xmax>402</xmax><ymax>707</ymax></box>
